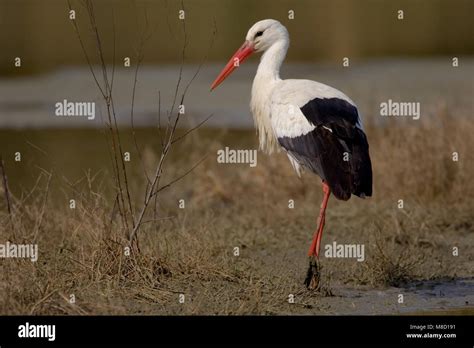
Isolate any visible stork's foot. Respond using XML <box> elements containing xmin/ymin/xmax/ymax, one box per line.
<box><xmin>304</xmin><ymin>255</ymin><xmax>321</xmax><ymax>290</ymax></box>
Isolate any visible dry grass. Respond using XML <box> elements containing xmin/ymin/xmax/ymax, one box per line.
<box><xmin>0</xmin><ymin>110</ymin><xmax>473</xmax><ymax>314</ymax></box>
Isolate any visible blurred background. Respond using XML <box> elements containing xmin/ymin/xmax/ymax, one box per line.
<box><xmin>0</xmin><ymin>0</ymin><xmax>472</xmax><ymax>129</ymax></box>
<box><xmin>1</xmin><ymin>0</ymin><xmax>474</xmax><ymax>71</ymax></box>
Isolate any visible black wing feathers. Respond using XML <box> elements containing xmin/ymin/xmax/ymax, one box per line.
<box><xmin>300</xmin><ymin>97</ymin><xmax>359</xmax><ymax>126</ymax></box>
<box><xmin>278</xmin><ymin>97</ymin><xmax>373</xmax><ymax>200</ymax></box>
<box><xmin>350</xmin><ymin>129</ymin><xmax>372</xmax><ymax>198</ymax></box>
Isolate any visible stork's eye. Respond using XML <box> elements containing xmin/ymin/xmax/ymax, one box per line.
<box><xmin>255</xmin><ymin>31</ymin><xmax>264</xmax><ymax>38</ymax></box>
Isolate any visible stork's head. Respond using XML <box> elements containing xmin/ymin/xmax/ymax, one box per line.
<box><xmin>211</xmin><ymin>19</ymin><xmax>288</xmax><ymax>90</ymax></box>
<box><xmin>245</xmin><ymin>19</ymin><xmax>288</xmax><ymax>52</ymax></box>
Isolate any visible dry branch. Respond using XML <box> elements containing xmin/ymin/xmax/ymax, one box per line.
<box><xmin>68</xmin><ymin>0</ymin><xmax>215</xmax><ymax>247</ymax></box>
<box><xmin>0</xmin><ymin>156</ymin><xmax>13</xmax><ymax>229</ymax></box>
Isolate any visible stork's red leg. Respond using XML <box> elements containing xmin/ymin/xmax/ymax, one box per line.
<box><xmin>308</xmin><ymin>181</ymin><xmax>331</xmax><ymax>258</ymax></box>
<box><xmin>304</xmin><ymin>181</ymin><xmax>331</xmax><ymax>289</ymax></box>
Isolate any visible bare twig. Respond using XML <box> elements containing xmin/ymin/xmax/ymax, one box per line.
<box><xmin>157</xmin><ymin>90</ymin><xmax>163</xmax><ymax>148</ymax></box>
<box><xmin>154</xmin><ymin>155</ymin><xmax>208</xmax><ymax>196</ymax></box>
<box><xmin>110</xmin><ymin>9</ymin><xmax>116</xmax><ymax>93</ymax></box>
<box><xmin>130</xmin><ymin>18</ymin><xmax>153</xmax><ymax>185</ymax></box>
<box><xmin>171</xmin><ymin>113</ymin><xmax>214</xmax><ymax>144</ymax></box>
<box><xmin>0</xmin><ymin>156</ymin><xmax>13</xmax><ymax>226</ymax></box>
<box><xmin>70</xmin><ymin>0</ymin><xmax>135</xmax><ymax>230</ymax></box>
<box><xmin>69</xmin><ymin>0</ymin><xmax>216</xmax><ymax>247</ymax></box>
<box><xmin>67</xmin><ymin>0</ymin><xmax>106</xmax><ymax>99</ymax></box>
<box><xmin>130</xmin><ymin>4</ymin><xmax>217</xmax><ymax>242</ymax></box>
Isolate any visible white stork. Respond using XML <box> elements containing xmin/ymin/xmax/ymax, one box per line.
<box><xmin>211</xmin><ymin>19</ymin><xmax>372</xmax><ymax>289</ymax></box>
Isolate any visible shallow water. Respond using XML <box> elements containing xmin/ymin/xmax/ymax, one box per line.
<box><xmin>330</xmin><ymin>278</ymin><xmax>474</xmax><ymax>315</ymax></box>
<box><xmin>0</xmin><ymin>59</ymin><xmax>472</xmax><ymax>129</ymax></box>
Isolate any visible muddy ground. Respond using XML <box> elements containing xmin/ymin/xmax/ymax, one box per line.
<box><xmin>0</xmin><ymin>112</ymin><xmax>473</xmax><ymax>315</ymax></box>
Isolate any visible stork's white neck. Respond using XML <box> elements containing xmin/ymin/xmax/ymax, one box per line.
<box><xmin>251</xmin><ymin>39</ymin><xmax>289</xmax><ymax>154</ymax></box>
<box><xmin>256</xmin><ymin>39</ymin><xmax>288</xmax><ymax>81</ymax></box>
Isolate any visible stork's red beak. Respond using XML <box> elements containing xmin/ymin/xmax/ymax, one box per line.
<box><xmin>210</xmin><ymin>41</ymin><xmax>254</xmax><ymax>91</ymax></box>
